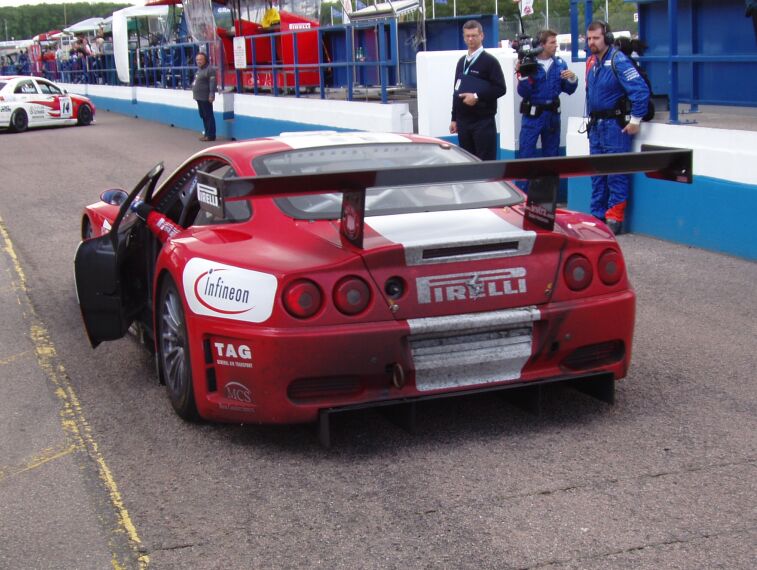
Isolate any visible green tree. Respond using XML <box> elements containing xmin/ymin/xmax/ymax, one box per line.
<box><xmin>0</xmin><ymin>3</ymin><xmax>130</xmax><ymax>41</ymax></box>
<box><xmin>422</xmin><ymin>0</ymin><xmax>637</xmax><ymax>40</ymax></box>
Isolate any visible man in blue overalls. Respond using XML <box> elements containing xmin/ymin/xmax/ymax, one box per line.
<box><xmin>586</xmin><ymin>21</ymin><xmax>650</xmax><ymax>235</ymax></box>
<box><xmin>517</xmin><ymin>29</ymin><xmax>578</xmax><ymax>163</ymax></box>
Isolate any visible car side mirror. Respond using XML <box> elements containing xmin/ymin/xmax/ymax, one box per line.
<box><xmin>100</xmin><ymin>189</ymin><xmax>128</xmax><ymax>206</ymax></box>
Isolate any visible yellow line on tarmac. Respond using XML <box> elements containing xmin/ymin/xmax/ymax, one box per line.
<box><xmin>0</xmin><ymin>350</ymin><xmax>31</xmax><ymax>366</ymax></box>
<box><xmin>0</xmin><ymin>216</ymin><xmax>149</xmax><ymax>570</ymax></box>
<box><xmin>0</xmin><ymin>443</ymin><xmax>81</xmax><ymax>482</ymax></box>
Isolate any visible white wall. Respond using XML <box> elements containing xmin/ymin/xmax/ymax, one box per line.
<box><xmin>566</xmin><ymin>116</ymin><xmax>757</xmax><ymax>185</ymax></box>
<box><xmin>61</xmin><ymin>83</ymin><xmax>414</xmax><ymax>134</ymax></box>
<box><xmin>233</xmin><ymin>94</ymin><xmax>414</xmax><ymax>133</ymax></box>
<box><xmin>417</xmin><ymin>49</ymin><xmax>587</xmax><ymax>153</ymax></box>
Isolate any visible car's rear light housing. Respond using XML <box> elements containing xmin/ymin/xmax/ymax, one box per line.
<box><xmin>564</xmin><ymin>254</ymin><xmax>593</xmax><ymax>291</ymax></box>
<box><xmin>333</xmin><ymin>276</ymin><xmax>372</xmax><ymax>315</ymax></box>
<box><xmin>282</xmin><ymin>279</ymin><xmax>323</xmax><ymax>319</ymax></box>
<box><xmin>598</xmin><ymin>248</ymin><xmax>624</xmax><ymax>286</ymax></box>
<box><xmin>562</xmin><ymin>341</ymin><xmax>625</xmax><ymax>371</ymax></box>
<box><xmin>287</xmin><ymin>376</ymin><xmax>363</xmax><ymax>402</ymax></box>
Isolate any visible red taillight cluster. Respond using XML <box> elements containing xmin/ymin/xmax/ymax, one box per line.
<box><xmin>597</xmin><ymin>249</ymin><xmax>624</xmax><ymax>285</ymax></box>
<box><xmin>282</xmin><ymin>279</ymin><xmax>323</xmax><ymax>319</ymax></box>
<box><xmin>564</xmin><ymin>254</ymin><xmax>593</xmax><ymax>291</ymax></box>
<box><xmin>333</xmin><ymin>276</ymin><xmax>371</xmax><ymax>315</ymax></box>
<box><xmin>282</xmin><ymin>276</ymin><xmax>373</xmax><ymax>319</ymax></box>
<box><xmin>563</xmin><ymin>248</ymin><xmax>625</xmax><ymax>292</ymax></box>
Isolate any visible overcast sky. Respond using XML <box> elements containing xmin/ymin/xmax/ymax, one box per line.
<box><xmin>0</xmin><ymin>1</ymin><xmax>145</xmax><ymax>7</ymax></box>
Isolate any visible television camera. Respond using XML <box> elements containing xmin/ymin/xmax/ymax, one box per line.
<box><xmin>513</xmin><ymin>34</ymin><xmax>544</xmax><ymax>77</ymax></box>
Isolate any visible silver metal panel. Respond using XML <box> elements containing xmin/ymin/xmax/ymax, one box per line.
<box><xmin>408</xmin><ymin>308</ymin><xmax>539</xmax><ymax>392</ymax></box>
<box><xmin>408</xmin><ymin>307</ymin><xmax>540</xmax><ymax>337</ymax></box>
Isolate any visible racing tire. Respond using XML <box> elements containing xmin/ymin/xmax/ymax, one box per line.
<box><xmin>77</xmin><ymin>104</ymin><xmax>93</xmax><ymax>126</ymax></box>
<box><xmin>9</xmin><ymin>109</ymin><xmax>28</xmax><ymax>133</ymax></box>
<box><xmin>157</xmin><ymin>277</ymin><xmax>199</xmax><ymax>421</ymax></box>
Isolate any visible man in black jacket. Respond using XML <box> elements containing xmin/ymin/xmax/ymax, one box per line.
<box><xmin>449</xmin><ymin>20</ymin><xmax>507</xmax><ymax>160</ymax></box>
<box><xmin>193</xmin><ymin>52</ymin><xmax>216</xmax><ymax>142</ymax></box>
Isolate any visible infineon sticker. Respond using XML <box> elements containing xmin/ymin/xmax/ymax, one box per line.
<box><xmin>183</xmin><ymin>258</ymin><xmax>277</xmax><ymax>323</ymax></box>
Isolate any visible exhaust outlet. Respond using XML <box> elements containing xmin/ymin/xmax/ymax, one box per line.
<box><xmin>390</xmin><ymin>362</ymin><xmax>405</xmax><ymax>389</ymax></box>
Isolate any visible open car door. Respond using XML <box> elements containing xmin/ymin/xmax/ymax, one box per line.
<box><xmin>74</xmin><ymin>163</ymin><xmax>164</xmax><ymax>348</ymax></box>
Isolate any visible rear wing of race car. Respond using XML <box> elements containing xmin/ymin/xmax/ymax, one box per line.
<box><xmin>197</xmin><ymin>145</ymin><xmax>692</xmax><ymax>248</ymax></box>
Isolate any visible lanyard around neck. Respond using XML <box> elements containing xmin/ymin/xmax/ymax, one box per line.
<box><xmin>463</xmin><ymin>51</ymin><xmax>481</xmax><ymax>75</ymax></box>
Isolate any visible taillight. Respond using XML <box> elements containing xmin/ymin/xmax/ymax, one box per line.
<box><xmin>333</xmin><ymin>276</ymin><xmax>371</xmax><ymax>315</ymax></box>
<box><xmin>598</xmin><ymin>249</ymin><xmax>624</xmax><ymax>286</ymax></box>
<box><xmin>282</xmin><ymin>279</ymin><xmax>322</xmax><ymax>318</ymax></box>
<box><xmin>564</xmin><ymin>254</ymin><xmax>593</xmax><ymax>291</ymax></box>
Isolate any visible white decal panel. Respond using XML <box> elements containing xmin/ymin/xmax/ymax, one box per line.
<box><xmin>212</xmin><ymin>340</ymin><xmax>254</xmax><ymax>368</ymax></box>
<box><xmin>183</xmin><ymin>257</ymin><xmax>278</xmax><ymax>323</ymax></box>
<box><xmin>367</xmin><ymin>209</ymin><xmax>536</xmax><ymax>265</ymax></box>
<box><xmin>368</xmin><ymin>209</ymin><xmax>528</xmax><ymax>246</ymax></box>
<box><xmin>277</xmin><ymin>131</ymin><xmax>410</xmax><ymax>149</ymax></box>
<box><xmin>59</xmin><ymin>97</ymin><xmax>73</xmax><ymax>119</ymax></box>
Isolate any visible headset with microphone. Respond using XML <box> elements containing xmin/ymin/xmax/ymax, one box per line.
<box><xmin>595</xmin><ymin>20</ymin><xmax>614</xmax><ymax>46</ymax></box>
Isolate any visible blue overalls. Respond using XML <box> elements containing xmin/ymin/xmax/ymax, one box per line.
<box><xmin>517</xmin><ymin>56</ymin><xmax>577</xmax><ymax>159</ymax></box>
<box><xmin>586</xmin><ymin>47</ymin><xmax>650</xmax><ymax>223</ymax></box>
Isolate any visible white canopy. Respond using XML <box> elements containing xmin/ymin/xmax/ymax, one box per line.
<box><xmin>112</xmin><ymin>5</ymin><xmax>170</xmax><ymax>83</ymax></box>
<box><xmin>348</xmin><ymin>0</ymin><xmax>420</xmax><ymax>20</ymax></box>
<box><xmin>64</xmin><ymin>17</ymin><xmax>106</xmax><ymax>34</ymax></box>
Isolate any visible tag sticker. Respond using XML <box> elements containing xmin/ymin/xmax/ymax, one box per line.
<box><xmin>454</xmin><ymin>78</ymin><xmax>461</xmax><ymax>91</ymax></box>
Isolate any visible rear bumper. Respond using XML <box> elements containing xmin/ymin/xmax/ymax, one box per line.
<box><xmin>189</xmin><ymin>289</ymin><xmax>635</xmax><ymax>424</ymax></box>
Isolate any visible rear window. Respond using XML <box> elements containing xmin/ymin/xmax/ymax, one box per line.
<box><xmin>253</xmin><ymin>143</ymin><xmax>522</xmax><ymax>219</ymax></box>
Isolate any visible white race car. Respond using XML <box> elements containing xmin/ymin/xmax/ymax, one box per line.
<box><xmin>0</xmin><ymin>75</ymin><xmax>95</xmax><ymax>133</ymax></box>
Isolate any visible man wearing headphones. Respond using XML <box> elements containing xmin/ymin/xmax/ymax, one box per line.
<box><xmin>516</xmin><ymin>29</ymin><xmax>578</xmax><ymax>164</ymax></box>
<box><xmin>585</xmin><ymin>21</ymin><xmax>650</xmax><ymax>235</ymax></box>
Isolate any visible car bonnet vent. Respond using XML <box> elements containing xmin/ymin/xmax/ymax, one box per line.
<box><xmin>367</xmin><ymin>210</ymin><xmax>536</xmax><ymax>266</ymax></box>
<box><xmin>422</xmin><ymin>241</ymin><xmax>520</xmax><ymax>260</ymax></box>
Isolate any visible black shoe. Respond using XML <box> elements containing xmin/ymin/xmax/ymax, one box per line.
<box><xmin>199</xmin><ymin>136</ymin><xmax>216</xmax><ymax>142</ymax></box>
<box><xmin>607</xmin><ymin>219</ymin><xmax>623</xmax><ymax>235</ymax></box>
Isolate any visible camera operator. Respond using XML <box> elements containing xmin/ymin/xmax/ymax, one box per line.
<box><xmin>585</xmin><ymin>21</ymin><xmax>650</xmax><ymax>235</ymax></box>
<box><xmin>516</xmin><ymin>29</ymin><xmax>577</xmax><ymax>166</ymax></box>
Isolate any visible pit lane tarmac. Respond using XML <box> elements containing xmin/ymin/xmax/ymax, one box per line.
<box><xmin>0</xmin><ymin>113</ymin><xmax>755</xmax><ymax>569</ymax></box>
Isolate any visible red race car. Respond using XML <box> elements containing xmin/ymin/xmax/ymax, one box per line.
<box><xmin>74</xmin><ymin>132</ymin><xmax>691</xmax><ymax>442</ymax></box>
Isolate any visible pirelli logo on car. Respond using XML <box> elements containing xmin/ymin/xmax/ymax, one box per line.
<box><xmin>416</xmin><ymin>267</ymin><xmax>527</xmax><ymax>304</ymax></box>
<box><xmin>197</xmin><ymin>182</ymin><xmax>224</xmax><ymax>218</ymax></box>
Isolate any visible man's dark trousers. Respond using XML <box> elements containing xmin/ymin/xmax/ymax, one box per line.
<box><xmin>197</xmin><ymin>100</ymin><xmax>216</xmax><ymax>139</ymax></box>
<box><xmin>457</xmin><ymin>117</ymin><xmax>497</xmax><ymax>161</ymax></box>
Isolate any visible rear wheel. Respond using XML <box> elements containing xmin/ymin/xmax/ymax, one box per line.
<box><xmin>9</xmin><ymin>109</ymin><xmax>28</xmax><ymax>133</ymax></box>
<box><xmin>77</xmin><ymin>104</ymin><xmax>93</xmax><ymax>126</ymax></box>
<box><xmin>157</xmin><ymin>277</ymin><xmax>198</xmax><ymax>421</ymax></box>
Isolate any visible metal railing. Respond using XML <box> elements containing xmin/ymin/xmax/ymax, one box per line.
<box><xmin>23</xmin><ymin>20</ymin><xmax>400</xmax><ymax>104</ymax></box>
